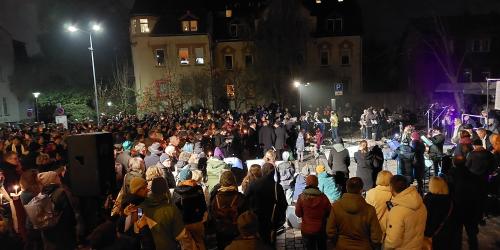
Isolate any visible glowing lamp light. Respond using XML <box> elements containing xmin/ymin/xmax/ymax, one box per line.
<box><xmin>32</xmin><ymin>92</ymin><xmax>41</xmax><ymax>98</ymax></box>
<box><xmin>294</xmin><ymin>81</ymin><xmax>300</xmax><ymax>88</ymax></box>
<box><xmin>92</xmin><ymin>24</ymin><xmax>101</xmax><ymax>31</ymax></box>
<box><xmin>107</xmin><ymin>101</ymin><xmax>113</xmax><ymax>107</ymax></box>
<box><xmin>67</xmin><ymin>25</ymin><xmax>78</xmax><ymax>32</ymax></box>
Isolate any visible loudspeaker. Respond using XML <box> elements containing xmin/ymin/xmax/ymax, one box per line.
<box><xmin>331</xmin><ymin>98</ymin><xmax>336</xmax><ymax>111</ymax></box>
<box><xmin>66</xmin><ymin>132</ymin><xmax>115</xmax><ymax>196</ymax></box>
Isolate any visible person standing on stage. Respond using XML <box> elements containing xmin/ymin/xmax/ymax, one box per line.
<box><xmin>330</xmin><ymin>111</ymin><xmax>339</xmax><ymax>141</ymax></box>
<box><xmin>429</xmin><ymin>128</ymin><xmax>445</xmax><ymax>177</ymax></box>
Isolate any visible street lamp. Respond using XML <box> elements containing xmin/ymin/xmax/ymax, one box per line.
<box><xmin>294</xmin><ymin>81</ymin><xmax>311</xmax><ymax>115</ymax></box>
<box><xmin>32</xmin><ymin>92</ymin><xmax>40</xmax><ymax>122</ymax></box>
<box><xmin>107</xmin><ymin>101</ymin><xmax>113</xmax><ymax>107</ymax></box>
<box><xmin>66</xmin><ymin>23</ymin><xmax>102</xmax><ymax>126</ymax></box>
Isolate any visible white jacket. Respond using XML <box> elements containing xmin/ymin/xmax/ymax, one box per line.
<box><xmin>365</xmin><ymin>185</ymin><xmax>392</xmax><ymax>233</ymax></box>
<box><xmin>384</xmin><ymin>186</ymin><xmax>427</xmax><ymax>250</ymax></box>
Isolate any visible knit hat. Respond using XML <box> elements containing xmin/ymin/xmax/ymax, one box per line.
<box><xmin>282</xmin><ymin>151</ymin><xmax>290</xmax><ymax>162</ymax></box>
<box><xmin>316</xmin><ymin>165</ymin><xmax>325</xmax><ymax>174</ymax></box>
<box><xmin>129</xmin><ymin>177</ymin><xmax>147</xmax><ymax>194</ymax></box>
<box><xmin>38</xmin><ymin>171</ymin><xmax>61</xmax><ymax>186</ymax></box>
<box><xmin>151</xmin><ymin>177</ymin><xmax>168</xmax><ymax>195</ymax></box>
<box><xmin>178</xmin><ymin>168</ymin><xmax>193</xmax><ymax>182</ymax></box>
<box><xmin>165</xmin><ymin>145</ymin><xmax>176</xmax><ymax>156</ymax></box>
<box><xmin>411</xmin><ymin>132</ymin><xmax>420</xmax><ymax>141</ymax></box>
<box><xmin>306</xmin><ymin>175</ymin><xmax>319</xmax><ymax>187</ymax></box>
<box><xmin>159</xmin><ymin>153</ymin><xmax>169</xmax><ymax>164</ymax></box>
<box><xmin>214</xmin><ymin>147</ymin><xmax>224</xmax><ymax>160</ymax></box>
<box><xmin>148</xmin><ymin>142</ymin><xmax>163</xmax><ymax>155</ymax></box>
<box><xmin>301</xmin><ymin>166</ymin><xmax>310</xmax><ymax>176</ymax></box>
<box><xmin>219</xmin><ymin>170</ymin><xmax>237</xmax><ymax>187</ymax></box>
<box><xmin>237</xmin><ymin>211</ymin><xmax>259</xmax><ymax>236</ymax></box>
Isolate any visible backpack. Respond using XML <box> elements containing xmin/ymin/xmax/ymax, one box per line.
<box><xmin>24</xmin><ymin>189</ymin><xmax>63</xmax><ymax>230</ymax></box>
<box><xmin>176</xmin><ymin>187</ymin><xmax>205</xmax><ymax>223</ymax></box>
<box><xmin>212</xmin><ymin>192</ymin><xmax>239</xmax><ymax>234</ymax></box>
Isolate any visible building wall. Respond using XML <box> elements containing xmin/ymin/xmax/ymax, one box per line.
<box><xmin>0</xmin><ymin>27</ymin><xmax>20</xmax><ymax>123</ymax></box>
<box><xmin>131</xmin><ymin>34</ymin><xmax>213</xmax><ymax>109</ymax></box>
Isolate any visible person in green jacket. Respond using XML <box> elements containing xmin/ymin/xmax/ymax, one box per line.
<box><xmin>206</xmin><ymin>147</ymin><xmax>228</xmax><ymax>192</ymax></box>
<box><xmin>316</xmin><ymin>165</ymin><xmax>342</xmax><ymax>203</ymax></box>
<box><xmin>140</xmin><ymin>177</ymin><xmax>185</xmax><ymax>250</ymax></box>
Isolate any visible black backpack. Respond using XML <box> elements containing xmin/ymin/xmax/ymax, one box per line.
<box><xmin>175</xmin><ymin>187</ymin><xmax>206</xmax><ymax>224</ymax></box>
<box><xmin>211</xmin><ymin>192</ymin><xmax>239</xmax><ymax>235</ymax></box>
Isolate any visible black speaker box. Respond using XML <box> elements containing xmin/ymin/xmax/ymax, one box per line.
<box><xmin>66</xmin><ymin>132</ymin><xmax>115</xmax><ymax>196</ymax></box>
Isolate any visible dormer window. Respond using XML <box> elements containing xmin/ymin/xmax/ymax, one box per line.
<box><xmin>327</xmin><ymin>18</ymin><xmax>343</xmax><ymax>34</ymax></box>
<box><xmin>140</xmin><ymin>18</ymin><xmax>150</xmax><ymax>33</ymax></box>
<box><xmin>230</xmin><ymin>24</ymin><xmax>238</xmax><ymax>38</ymax></box>
<box><xmin>181</xmin><ymin>20</ymin><xmax>198</xmax><ymax>32</ymax></box>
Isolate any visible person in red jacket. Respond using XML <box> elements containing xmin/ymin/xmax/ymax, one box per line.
<box><xmin>295</xmin><ymin>175</ymin><xmax>331</xmax><ymax>250</ymax></box>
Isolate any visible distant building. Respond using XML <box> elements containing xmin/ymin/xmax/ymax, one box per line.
<box><xmin>0</xmin><ymin>26</ymin><xmax>21</xmax><ymax>123</ymax></box>
<box><xmin>130</xmin><ymin>0</ymin><xmax>364</xmax><ymax>111</ymax></box>
<box><xmin>404</xmin><ymin>13</ymin><xmax>500</xmax><ymax>112</ymax></box>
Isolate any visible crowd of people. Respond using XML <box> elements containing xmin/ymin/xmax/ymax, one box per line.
<box><xmin>0</xmin><ymin>103</ymin><xmax>498</xmax><ymax>250</ymax></box>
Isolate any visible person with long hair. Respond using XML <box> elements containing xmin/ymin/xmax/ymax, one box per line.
<box><xmin>354</xmin><ymin>140</ymin><xmax>373</xmax><ymax>191</ymax></box>
<box><xmin>241</xmin><ymin>164</ymin><xmax>262</xmax><ymax>195</ymax></box>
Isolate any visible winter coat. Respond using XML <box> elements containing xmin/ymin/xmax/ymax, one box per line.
<box><xmin>423</xmin><ymin>193</ymin><xmax>456</xmax><ymax>250</ymax></box>
<box><xmin>144</xmin><ymin>154</ymin><xmax>160</xmax><ymax>169</ymax></box>
<box><xmin>326</xmin><ymin>193</ymin><xmax>382</xmax><ymax>250</ymax></box>
<box><xmin>277</xmin><ymin>161</ymin><xmax>295</xmax><ymax>190</ymax></box>
<box><xmin>354</xmin><ymin>151</ymin><xmax>373</xmax><ymax>191</ymax></box>
<box><xmin>274</xmin><ymin>126</ymin><xmax>288</xmax><ymax>150</ymax></box>
<box><xmin>295</xmin><ymin>187</ymin><xmax>331</xmax><ymax>234</ymax></box>
<box><xmin>466</xmin><ymin>148</ymin><xmax>496</xmax><ymax>177</ymax></box>
<box><xmin>292</xmin><ymin>174</ymin><xmax>307</xmax><ymax>201</ymax></box>
<box><xmin>411</xmin><ymin>140</ymin><xmax>426</xmax><ymax>179</ymax></box>
<box><xmin>428</xmin><ymin>134</ymin><xmax>445</xmax><ymax>159</ymax></box>
<box><xmin>391</xmin><ymin>144</ymin><xmax>415</xmax><ymax>183</ymax></box>
<box><xmin>317</xmin><ymin>172</ymin><xmax>341</xmax><ymax>203</ymax></box>
<box><xmin>328</xmin><ymin>143</ymin><xmax>351</xmax><ymax>174</ymax></box>
<box><xmin>206</xmin><ymin>157</ymin><xmax>228</xmax><ymax>191</ymax></box>
<box><xmin>172</xmin><ymin>180</ymin><xmax>207</xmax><ymax>224</ymax></box>
<box><xmin>116</xmin><ymin>151</ymin><xmax>132</xmax><ymax>172</ymax></box>
<box><xmin>384</xmin><ymin>186</ymin><xmax>427</xmax><ymax>250</ymax></box>
<box><xmin>365</xmin><ymin>185</ymin><xmax>392</xmax><ymax>233</ymax></box>
<box><xmin>225</xmin><ymin>237</ymin><xmax>273</xmax><ymax>250</ymax></box>
<box><xmin>140</xmin><ymin>194</ymin><xmax>185</xmax><ymax>250</ymax></box>
<box><xmin>40</xmin><ymin>184</ymin><xmax>77</xmax><ymax>250</ymax></box>
<box><xmin>296</xmin><ymin>132</ymin><xmax>305</xmax><ymax>152</ymax></box>
<box><xmin>246</xmin><ymin>171</ymin><xmax>288</xmax><ymax>244</ymax></box>
<box><xmin>258</xmin><ymin>126</ymin><xmax>276</xmax><ymax>149</ymax></box>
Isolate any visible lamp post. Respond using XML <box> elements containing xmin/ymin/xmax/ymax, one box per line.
<box><xmin>294</xmin><ymin>81</ymin><xmax>310</xmax><ymax>116</ymax></box>
<box><xmin>32</xmin><ymin>92</ymin><xmax>40</xmax><ymax>122</ymax></box>
<box><xmin>67</xmin><ymin>23</ymin><xmax>102</xmax><ymax>126</ymax></box>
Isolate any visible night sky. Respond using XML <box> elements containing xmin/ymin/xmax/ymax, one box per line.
<box><xmin>1</xmin><ymin>0</ymin><xmax>500</xmax><ymax>87</ymax></box>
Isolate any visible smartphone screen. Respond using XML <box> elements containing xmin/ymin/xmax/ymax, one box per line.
<box><xmin>137</xmin><ymin>208</ymin><xmax>143</xmax><ymax>218</ymax></box>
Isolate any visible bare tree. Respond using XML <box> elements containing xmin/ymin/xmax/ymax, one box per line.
<box><xmin>419</xmin><ymin>16</ymin><xmax>466</xmax><ymax>110</ymax></box>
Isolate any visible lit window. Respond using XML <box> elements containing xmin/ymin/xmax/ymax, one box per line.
<box><xmin>224</xmin><ymin>55</ymin><xmax>233</xmax><ymax>70</ymax></box>
<box><xmin>179</xmin><ymin>48</ymin><xmax>190</xmax><ymax>65</ymax></box>
<box><xmin>140</xmin><ymin>18</ymin><xmax>150</xmax><ymax>33</ymax></box>
<box><xmin>195</xmin><ymin>47</ymin><xmax>204</xmax><ymax>64</ymax></box>
<box><xmin>227</xmin><ymin>84</ymin><xmax>235</xmax><ymax>98</ymax></box>
<box><xmin>155</xmin><ymin>49</ymin><xmax>165</xmax><ymax>66</ymax></box>
<box><xmin>2</xmin><ymin>97</ymin><xmax>8</xmax><ymax>115</ymax></box>
<box><xmin>327</xmin><ymin>18</ymin><xmax>343</xmax><ymax>33</ymax></box>
<box><xmin>182</xmin><ymin>20</ymin><xmax>198</xmax><ymax>32</ymax></box>
<box><xmin>320</xmin><ymin>51</ymin><xmax>329</xmax><ymax>66</ymax></box>
<box><xmin>230</xmin><ymin>24</ymin><xmax>238</xmax><ymax>38</ymax></box>
<box><xmin>245</xmin><ymin>55</ymin><xmax>253</xmax><ymax>67</ymax></box>
<box><xmin>341</xmin><ymin>49</ymin><xmax>350</xmax><ymax>65</ymax></box>
<box><xmin>226</xmin><ymin>9</ymin><xmax>232</xmax><ymax>18</ymax></box>
<box><xmin>131</xmin><ymin>19</ymin><xmax>137</xmax><ymax>34</ymax></box>
<box><xmin>316</xmin><ymin>0</ymin><xmax>321</xmax><ymax>3</ymax></box>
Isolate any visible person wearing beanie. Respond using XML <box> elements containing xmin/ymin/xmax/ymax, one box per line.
<box><xmin>144</xmin><ymin>142</ymin><xmax>163</xmax><ymax>169</ymax></box>
<box><xmin>317</xmin><ymin>165</ymin><xmax>342</xmax><ymax>203</ymax></box>
<box><xmin>327</xmin><ymin>137</ymin><xmax>350</xmax><ymax>193</ymax></box>
<box><xmin>277</xmin><ymin>151</ymin><xmax>295</xmax><ymax>204</ymax></box>
<box><xmin>246</xmin><ymin>161</ymin><xmax>287</xmax><ymax>247</ymax></box>
<box><xmin>327</xmin><ymin>177</ymin><xmax>382</xmax><ymax>250</ymax></box>
<box><xmin>36</xmin><ymin>170</ymin><xmax>77</xmax><ymax>250</ymax></box>
<box><xmin>206</xmin><ymin>148</ymin><xmax>228</xmax><ymax>192</ymax></box>
<box><xmin>172</xmin><ymin>168</ymin><xmax>207</xmax><ymax>250</ymax></box>
<box><xmin>296</xmin><ymin>175</ymin><xmax>331</xmax><ymax>250</ymax></box>
<box><xmin>209</xmin><ymin>170</ymin><xmax>246</xmax><ymax>250</ymax></box>
<box><xmin>140</xmin><ymin>177</ymin><xmax>187</xmax><ymax>250</ymax></box>
<box><xmin>225</xmin><ymin>211</ymin><xmax>273</xmax><ymax>250</ymax></box>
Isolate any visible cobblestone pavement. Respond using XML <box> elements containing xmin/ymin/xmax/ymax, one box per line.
<box><xmin>276</xmin><ymin>140</ymin><xmax>500</xmax><ymax>250</ymax></box>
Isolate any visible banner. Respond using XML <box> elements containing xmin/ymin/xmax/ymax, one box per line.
<box><xmin>55</xmin><ymin>115</ymin><xmax>68</xmax><ymax>129</ymax></box>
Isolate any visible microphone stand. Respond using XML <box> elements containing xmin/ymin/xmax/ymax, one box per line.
<box><xmin>425</xmin><ymin>104</ymin><xmax>435</xmax><ymax>134</ymax></box>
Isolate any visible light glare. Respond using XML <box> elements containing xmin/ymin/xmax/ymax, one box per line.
<box><xmin>67</xmin><ymin>25</ymin><xmax>78</xmax><ymax>32</ymax></box>
<box><xmin>92</xmin><ymin>24</ymin><xmax>101</xmax><ymax>31</ymax></box>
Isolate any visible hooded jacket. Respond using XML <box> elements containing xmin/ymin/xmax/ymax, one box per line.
<box><xmin>384</xmin><ymin>186</ymin><xmax>427</xmax><ymax>250</ymax></box>
<box><xmin>326</xmin><ymin>193</ymin><xmax>382</xmax><ymax>250</ymax></box>
<box><xmin>317</xmin><ymin>172</ymin><xmax>341</xmax><ymax>203</ymax></box>
<box><xmin>365</xmin><ymin>185</ymin><xmax>392</xmax><ymax>233</ymax></box>
<box><xmin>328</xmin><ymin>143</ymin><xmax>350</xmax><ymax>174</ymax></box>
<box><xmin>140</xmin><ymin>194</ymin><xmax>185</xmax><ymax>250</ymax></box>
<box><xmin>206</xmin><ymin>157</ymin><xmax>228</xmax><ymax>191</ymax></box>
<box><xmin>295</xmin><ymin>187</ymin><xmax>331</xmax><ymax>234</ymax></box>
<box><xmin>172</xmin><ymin>180</ymin><xmax>207</xmax><ymax>224</ymax></box>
